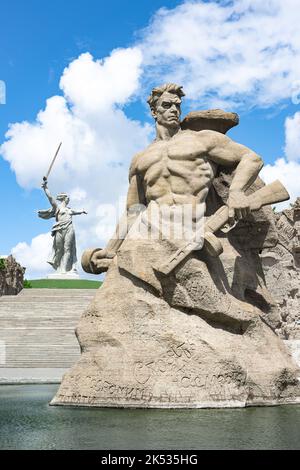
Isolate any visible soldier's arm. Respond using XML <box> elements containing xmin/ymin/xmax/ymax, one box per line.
<box><xmin>71</xmin><ymin>209</ymin><xmax>87</xmax><ymax>216</ymax></box>
<box><xmin>203</xmin><ymin>130</ymin><xmax>263</xmax><ymax>220</ymax></box>
<box><xmin>105</xmin><ymin>173</ymin><xmax>146</xmax><ymax>254</ymax></box>
<box><xmin>41</xmin><ymin>179</ymin><xmax>57</xmax><ymax>210</ymax></box>
<box><xmin>83</xmin><ymin>159</ymin><xmax>146</xmax><ymax>274</ymax></box>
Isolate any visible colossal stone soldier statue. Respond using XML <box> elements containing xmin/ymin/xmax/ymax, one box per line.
<box><xmin>52</xmin><ymin>84</ymin><xmax>300</xmax><ymax>408</ymax></box>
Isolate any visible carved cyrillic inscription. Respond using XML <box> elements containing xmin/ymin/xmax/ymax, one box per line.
<box><xmin>133</xmin><ymin>341</ymin><xmax>195</xmax><ymax>384</ymax></box>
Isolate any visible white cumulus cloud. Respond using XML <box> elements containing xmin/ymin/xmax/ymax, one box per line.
<box><xmin>11</xmin><ymin>233</ymin><xmax>53</xmax><ymax>279</ymax></box>
<box><xmin>261</xmin><ymin>158</ymin><xmax>300</xmax><ymax>210</ymax></box>
<box><xmin>60</xmin><ymin>49</ymin><xmax>143</xmax><ymax>113</ymax></box>
<box><xmin>284</xmin><ymin>111</ymin><xmax>300</xmax><ymax>161</ymax></box>
<box><xmin>1</xmin><ymin>48</ymin><xmax>151</xmax><ymax>277</ymax></box>
<box><xmin>140</xmin><ymin>0</ymin><xmax>300</xmax><ymax>109</ymax></box>
<box><xmin>261</xmin><ymin>109</ymin><xmax>300</xmax><ymax>209</ymax></box>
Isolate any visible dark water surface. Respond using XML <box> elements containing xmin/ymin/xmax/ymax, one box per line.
<box><xmin>0</xmin><ymin>384</ymin><xmax>300</xmax><ymax>450</ymax></box>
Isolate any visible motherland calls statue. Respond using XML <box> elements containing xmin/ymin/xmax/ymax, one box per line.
<box><xmin>52</xmin><ymin>84</ymin><xmax>300</xmax><ymax>408</ymax></box>
<box><xmin>38</xmin><ymin>178</ymin><xmax>87</xmax><ymax>277</ymax></box>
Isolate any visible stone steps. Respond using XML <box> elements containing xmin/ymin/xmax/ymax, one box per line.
<box><xmin>0</xmin><ymin>288</ymin><xmax>96</xmax><ymax>378</ymax></box>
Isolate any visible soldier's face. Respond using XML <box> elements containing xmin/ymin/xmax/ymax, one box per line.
<box><xmin>154</xmin><ymin>92</ymin><xmax>181</xmax><ymax>129</ymax></box>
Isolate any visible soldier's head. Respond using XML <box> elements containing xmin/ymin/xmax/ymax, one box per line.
<box><xmin>56</xmin><ymin>193</ymin><xmax>70</xmax><ymax>205</ymax></box>
<box><xmin>147</xmin><ymin>83</ymin><xmax>185</xmax><ymax>130</ymax></box>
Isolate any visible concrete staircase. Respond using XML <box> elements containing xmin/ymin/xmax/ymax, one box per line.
<box><xmin>0</xmin><ymin>288</ymin><xmax>96</xmax><ymax>383</ymax></box>
<box><xmin>1</xmin><ymin>288</ymin><xmax>299</xmax><ymax>384</ymax></box>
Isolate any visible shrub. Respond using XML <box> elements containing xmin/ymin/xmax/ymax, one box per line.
<box><xmin>0</xmin><ymin>258</ymin><xmax>6</xmax><ymax>270</ymax></box>
<box><xmin>23</xmin><ymin>279</ymin><xmax>32</xmax><ymax>288</ymax></box>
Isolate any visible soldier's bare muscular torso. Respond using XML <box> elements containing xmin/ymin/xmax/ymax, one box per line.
<box><xmin>83</xmin><ymin>87</ymin><xmax>263</xmax><ymax>275</ymax></box>
<box><xmin>131</xmin><ymin>130</ymin><xmax>217</xmax><ymax>207</ymax></box>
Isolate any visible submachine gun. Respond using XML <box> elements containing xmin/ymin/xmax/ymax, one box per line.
<box><xmin>155</xmin><ymin>180</ymin><xmax>289</xmax><ymax>275</ymax></box>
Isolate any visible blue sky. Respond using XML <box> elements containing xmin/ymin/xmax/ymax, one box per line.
<box><xmin>1</xmin><ymin>0</ymin><xmax>300</xmax><ymax>278</ymax></box>
<box><xmin>0</xmin><ymin>0</ymin><xmax>181</xmax><ymax>252</ymax></box>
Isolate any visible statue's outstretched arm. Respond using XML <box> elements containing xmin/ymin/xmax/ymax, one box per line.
<box><xmin>82</xmin><ymin>173</ymin><xmax>146</xmax><ymax>274</ymax></box>
<box><xmin>41</xmin><ymin>178</ymin><xmax>57</xmax><ymax>209</ymax></box>
<box><xmin>71</xmin><ymin>209</ymin><xmax>88</xmax><ymax>216</ymax></box>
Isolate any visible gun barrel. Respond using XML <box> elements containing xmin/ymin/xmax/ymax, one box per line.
<box><xmin>205</xmin><ymin>205</ymin><xmax>229</xmax><ymax>233</ymax></box>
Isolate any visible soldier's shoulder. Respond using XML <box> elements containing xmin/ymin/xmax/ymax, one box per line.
<box><xmin>177</xmin><ymin>130</ymin><xmax>229</xmax><ymax>152</ymax></box>
<box><xmin>180</xmin><ymin>128</ymin><xmax>225</xmax><ymax>140</ymax></box>
<box><xmin>197</xmin><ymin>129</ymin><xmax>227</xmax><ymax>139</ymax></box>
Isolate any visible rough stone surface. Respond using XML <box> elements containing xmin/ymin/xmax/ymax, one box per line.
<box><xmin>52</xmin><ymin>86</ymin><xmax>300</xmax><ymax>408</ymax></box>
<box><xmin>285</xmin><ymin>340</ymin><xmax>300</xmax><ymax>366</ymax></box>
<box><xmin>52</xmin><ymin>222</ymin><xmax>300</xmax><ymax>408</ymax></box>
<box><xmin>181</xmin><ymin>109</ymin><xmax>239</xmax><ymax>134</ymax></box>
<box><xmin>262</xmin><ymin>198</ymin><xmax>300</xmax><ymax>340</ymax></box>
<box><xmin>0</xmin><ymin>256</ymin><xmax>25</xmax><ymax>296</ymax></box>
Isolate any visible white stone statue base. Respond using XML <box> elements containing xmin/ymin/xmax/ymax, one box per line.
<box><xmin>47</xmin><ymin>272</ymin><xmax>80</xmax><ymax>280</ymax></box>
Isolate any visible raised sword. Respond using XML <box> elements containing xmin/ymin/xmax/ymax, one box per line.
<box><xmin>43</xmin><ymin>142</ymin><xmax>62</xmax><ymax>182</ymax></box>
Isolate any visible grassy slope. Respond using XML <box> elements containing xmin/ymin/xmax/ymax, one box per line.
<box><xmin>26</xmin><ymin>279</ymin><xmax>102</xmax><ymax>289</ymax></box>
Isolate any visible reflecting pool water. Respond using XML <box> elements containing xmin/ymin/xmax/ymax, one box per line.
<box><xmin>0</xmin><ymin>385</ymin><xmax>299</xmax><ymax>450</ymax></box>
